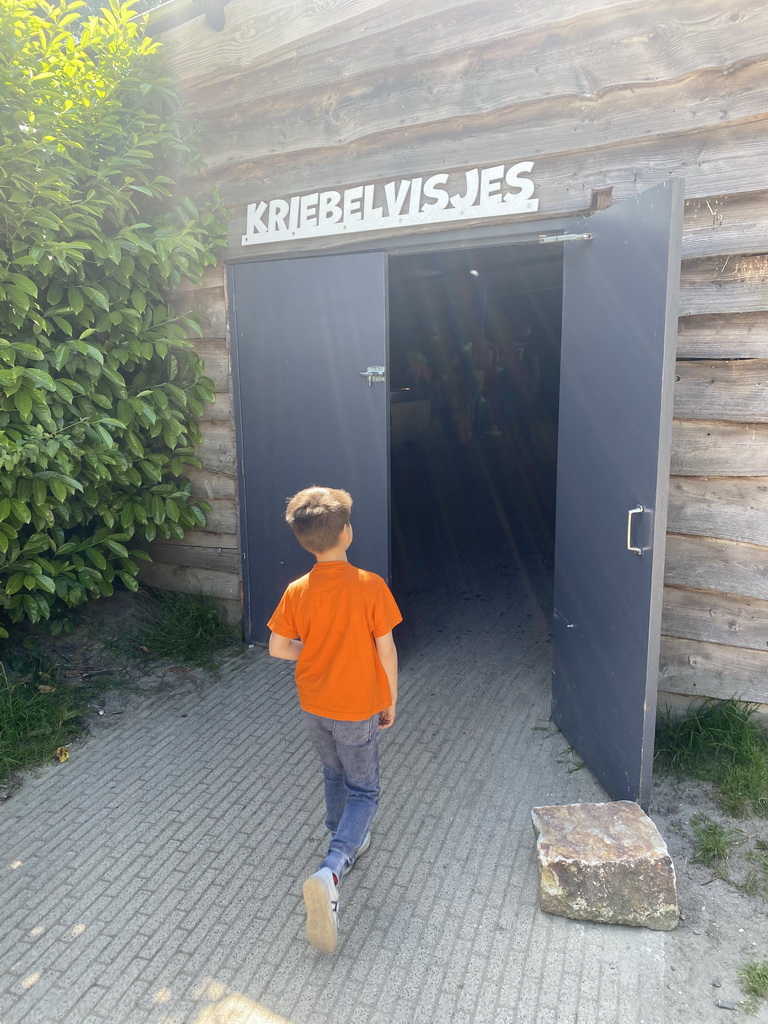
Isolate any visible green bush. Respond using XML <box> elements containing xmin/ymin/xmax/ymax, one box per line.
<box><xmin>0</xmin><ymin>0</ymin><xmax>227</xmax><ymax>637</ymax></box>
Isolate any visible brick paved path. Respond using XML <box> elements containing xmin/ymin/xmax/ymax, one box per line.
<box><xmin>2</xmin><ymin>538</ymin><xmax>668</xmax><ymax>1024</ymax></box>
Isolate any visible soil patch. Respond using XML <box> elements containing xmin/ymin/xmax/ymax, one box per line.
<box><xmin>652</xmin><ymin>771</ymin><xmax>768</xmax><ymax>1019</ymax></box>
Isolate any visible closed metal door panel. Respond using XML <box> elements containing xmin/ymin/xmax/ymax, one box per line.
<box><xmin>230</xmin><ymin>252</ymin><xmax>389</xmax><ymax>641</ymax></box>
<box><xmin>552</xmin><ymin>180</ymin><xmax>684</xmax><ymax>806</ymax></box>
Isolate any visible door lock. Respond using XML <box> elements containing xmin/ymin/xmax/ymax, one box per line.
<box><xmin>359</xmin><ymin>366</ymin><xmax>386</xmax><ymax>386</ymax></box>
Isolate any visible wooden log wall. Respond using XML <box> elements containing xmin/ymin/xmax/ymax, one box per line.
<box><xmin>152</xmin><ymin>0</ymin><xmax>768</xmax><ymax>707</ymax></box>
<box><xmin>136</xmin><ymin>264</ymin><xmax>242</xmax><ymax>625</ymax></box>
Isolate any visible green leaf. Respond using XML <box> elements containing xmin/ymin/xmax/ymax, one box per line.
<box><xmin>11</xmin><ymin>499</ymin><xmax>31</xmax><ymax>524</ymax></box>
<box><xmin>6</xmin><ymin>573</ymin><xmax>26</xmax><ymax>595</ymax></box>
<box><xmin>23</xmin><ymin>368</ymin><xmax>56</xmax><ymax>391</ymax></box>
<box><xmin>32</xmin><ymin>477</ymin><xmax>46</xmax><ymax>507</ymax></box>
<box><xmin>85</xmin><ymin>547</ymin><xmax>107</xmax><ymax>570</ymax></box>
<box><xmin>104</xmin><ymin>539</ymin><xmax>129</xmax><ymax>559</ymax></box>
<box><xmin>50</xmin><ymin>479</ymin><xmax>67</xmax><ymax>502</ymax></box>
<box><xmin>13</xmin><ymin>343</ymin><xmax>44</xmax><ymax>360</ymax></box>
<box><xmin>36</xmin><ymin>575</ymin><xmax>56</xmax><ymax>594</ymax></box>
<box><xmin>13</xmin><ymin>389</ymin><xmax>32</xmax><ymax>419</ymax></box>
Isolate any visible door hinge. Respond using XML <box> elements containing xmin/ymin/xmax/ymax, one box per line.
<box><xmin>538</xmin><ymin>233</ymin><xmax>592</xmax><ymax>244</ymax></box>
<box><xmin>359</xmin><ymin>366</ymin><xmax>386</xmax><ymax>385</ymax></box>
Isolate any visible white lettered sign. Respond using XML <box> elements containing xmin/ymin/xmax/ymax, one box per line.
<box><xmin>242</xmin><ymin>162</ymin><xmax>538</xmax><ymax>246</ymax></box>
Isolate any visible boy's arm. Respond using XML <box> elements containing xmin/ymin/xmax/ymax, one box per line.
<box><xmin>268</xmin><ymin>631</ymin><xmax>303</xmax><ymax>661</ymax></box>
<box><xmin>374</xmin><ymin>631</ymin><xmax>398</xmax><ymax>729</ymax></box>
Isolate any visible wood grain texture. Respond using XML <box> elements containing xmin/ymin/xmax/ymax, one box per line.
<box><xmin>160</xmin><ymin>530</ymin><xmax>239</xmax><ymax>551</ymax></box>
<box><xmin>676</xmin><ymin>313</ymin><xmax>768</xmax><ymax>359</ymax></box>
<box><xmin>160</xmin><ymin>0</ymin><xmax>659</xmax><ymax>90</ymax></box>
<box><xmin>683</xmin><ymin>191</ymin><xmax>768</xmax><ymax>260</ymax></box>
<box><xmin>667</xmin><ymin>476</ymin><xmax>768</xmax><ymax>547</ymax></box>
<box><xmin>196</xmin><ymin>421</ymin><xmax>236</xmax><ymax>473</ymax></box>
<box><xmin>673</xmin><ymin>359</ymin><xmax>768</xmax><ymax>422</ymax></box>
<box><xmin>679</xmin><ymin>255</ymin><xmax>768</xmax><ymax>317</ymax></box>
<box><xmin>194</xmin><ymin>338</ymin><xmax>231</xmax><ymax>393</ymax></box>
<box><xmin>664</xmin><ymin>533</ymin><xmax>768</xmax><ymax>601</ymax></box>
<box><xmin>175</xmin><ymin>286</ymin><xmax>227</xmax><ymax>337</ymax></box>
<box><xmin>217</xmin><ymin>596</ymin><xmax>243</xmax><ymax>628</ymax></box>
<box><xmin>160</xmin><ymin>497</ymin><xmax>238</xmax><ymax>545</ymax></box>
<box><xmin>671</xmin><ymin>420</ymin><xmax>768</xmax><ymax>476</ymax></box>
<box><xmin>209</xmin><ymin>120</ymin><xmax>768</xmax><ymax>259</ymax></box>
<box><xmin>171</xmin><ymin>0</ymin><xmax>768</xmax><ymax>132</ymax></box>
<box><xmin>138</xmin><ymin>562</ymin><xmax>241</xmax><ymax>601</ymax></box>
<box><xmin>147</xmin><ymin>543</ymin><xmax>240</xmax><ymax>573</ymax></box>
<box><xmin>658</xmin><ymin>635</ymin><xmax>768</xmax><ymax>704</ymax></box>
<box><xmin>662</xmin><ymin>585</ymin><xmax>768</xmax><ymax>651</ymax></box>
<box><xmin>198</xmin><ymin>393</ymin><xmax>232</xmax><ymax>423</ymax></box>
<box><xmin>184</xmin><ymin>466</ymin><xmax>237</xmax><ymax>501</ymax></box>
<box><xmin>184</xmin><ymin>47</ymin><xmax>768</xmax><ymax>177</ymax></box>
<box><xmin>174</xmin><ymin>265</ymin><xmax>226</xmax><ymax>294</ymax></box>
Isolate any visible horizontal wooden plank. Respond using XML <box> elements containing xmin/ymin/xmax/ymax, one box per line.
<box><xmin>198</xmin><ymin>392</ymin><xmax>232</xmax><ymax>423</ymax></box>
<box><xmin>175</xmin><ymin>285</ymin><xmax>227</xmax><ymax>337</ymax></box>
<box><xmin>183</xmin><ymin>466</ymin><xmax>237</xmax><ymax>501</ymax></box>
<box><xmin>671</xmin><ymin>420</ymin><xmax>768</xmax><ymax>476</ymax></box>
<box><xmin>216</xmin><ymin>597</ymin><xmax>243</xmax><ymax>629</ymax></box>
<box><xmin>664</xmin><ymin>533</ymin><xmax>768</xmax><ymax>601</ymax></box>
<box><xmin>173</xmin><ymin>264</ymin><xmax>226</xmax><ymax>294</ymax></box>
<box><xmin>193</xmin><ymin>55</ymin><xmax>768</xmax><ymax>191</ymax></box>
<box><xmin>683</xmin><ymin>191</ymin><xmax>768</xmax><ymax>260</ymax></box>
<box><xmin>161</xmin><ymin>0</ymin><xmax>414</xmax><ymax>86</ymax></box>
<box><xmin>673</xmin><ymin>359</ymin><xmax>768</xmax><ymax>422</ymax></box>
<box><xmin>656</xmin><ymin>689</ymin><xmax>768</xmax><ymax>720</ymax></box>
<box><xmin>676</xmin><ymin>313</ymin><xmax>768</xmax><ymax>359</ymax></box>
<box><xmin>662</xmin><ymin>585</ymin><xmax>768</xmax><ymax>651</ymax></box>
<box><xmin>679</xmin><ymin>255</ymin><xmax>768</xmax><ymax>317</ymax></box>
<box><xmin>175</xmin><ymin>0</ymin><xmax>768</xmax><ymax>151</ymax></box>
<box><xmin>196</xmin><ymin>421</ymin><xmax>236</xmax><ymax>473</ymax></box>
<box><xmin>667</xmin><ymin>476</ymin><xmax>768</xmax><ymax>547</ymax></box>
<box><xmin>203</xmin><ymin>119</ymin><xmax>768</xmax><ymax>259</ymax></box>
<box><xmin>160</xmin><ymin>531</ymin><xmax>239</xmax><ymax>552</ymax></box>
<box><xmin>193</xmin><ymin>338</ymin><xmax>231</xmax><ymax>393</ymax></box>
<box><xmin>160</xmin><ymin>0</ymin><xmax>648</xmax><ymax>91</ymax></box>
<box><xmin>147</xmin><ymin>542</ymin><xmax>240</xmax><ymax>573</ymax></box>
<box><xmin>138</xmin><ymin>562</ymin><xmax>241</xmax><ymax>601</ymax></box>
<box><xmin>658</xmin><ymin>635</ymin><xmax>768</xmax><ymax>705</ymax></box>
<box><xmin>186</xmin><ymin>497</ymin><xmax>238</xmax><ymax>536</ymax></box>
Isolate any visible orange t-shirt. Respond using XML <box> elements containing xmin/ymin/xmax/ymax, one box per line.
<box><xmin>268</xmin><ymin>561</ymin><xmax>402</xmax><ymax>721</ymax></box>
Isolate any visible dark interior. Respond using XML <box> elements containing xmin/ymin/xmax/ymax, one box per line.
<box><xmin>388</xmin><ymin>243</ymin><xmax>564</xmax><ymax>652</ymax></box>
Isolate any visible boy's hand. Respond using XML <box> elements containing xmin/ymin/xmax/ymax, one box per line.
<box><xmin>378</xmin><ymin>705</ymin><xmax>396</xmax><ymax>729</ymax></box>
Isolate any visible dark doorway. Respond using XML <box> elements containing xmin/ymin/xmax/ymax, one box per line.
<box><xmin>387</xmin><ymin>244</ymin><xmax>564</xmax><ymax>661</ymax></box>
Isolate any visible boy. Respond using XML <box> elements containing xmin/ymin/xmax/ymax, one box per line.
<box><xmin>267</xmin><ymin>486</ymin><xmax>401</xmax><ymax>954</ymax></box>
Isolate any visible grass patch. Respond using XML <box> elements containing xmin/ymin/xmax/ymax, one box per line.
<box><xmin>689</xmin><ymin>813</ymin><xmax>744</xmax><ymax>878</ymax></box>
<box><xmin>137</xmin><ymin>590</ymin><xmax>235</xmax><ymax>667</ymax></box>
<box><xmin>740</xmin><ymin>958</ymin><xmax>768</xmax><ymax>1013</ymax></box>
<box><xmin>654</xmin><ymin>699</ymin><xmax>768</xmax><ymax>817</ymax></box>
<box><xmin>0</xmin><ymin>655</ymin><xmax>102</xmax><ymax>788</ymax></box>
<box><xmin>741</xmin><ymin>843</ymin><xmax>768</xmax><ymax>900</ymax></box>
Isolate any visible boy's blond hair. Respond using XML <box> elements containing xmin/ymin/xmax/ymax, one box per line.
<box><xmin>285</xmin><ymin>486</ymin><xmax>352</xmax><ymax>554</ymax></box>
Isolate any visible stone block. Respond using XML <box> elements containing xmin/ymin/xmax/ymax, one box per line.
<box><xmin>531</xmin><ymin>801</ymin><xmax>678</xmax><ymax>931</ymax></box>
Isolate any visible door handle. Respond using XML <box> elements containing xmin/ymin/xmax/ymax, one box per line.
<box><xmin>359</xmin><ymin>366</ymin><xmax>385</xmax><ymax>386</ymax></box>
<box><xmin>626</xmin><ymin>505</ymin><xmax>644</xmax><ymax>555</ymax></box>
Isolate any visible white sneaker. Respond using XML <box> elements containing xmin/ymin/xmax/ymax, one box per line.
<box><xmin>302</xmin><ymin>867</ymin><xmax>339</xmax><ymax>954</ymax></box>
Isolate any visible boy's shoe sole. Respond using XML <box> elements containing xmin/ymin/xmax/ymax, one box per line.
<box><xmin>303</xmin><ymin>868</ymin><xmax>338</xmax><ymax>954</ymax></box>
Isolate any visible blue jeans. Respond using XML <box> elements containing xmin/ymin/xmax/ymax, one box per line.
<box><xmin>302</xmin><ymin>711</ymin><xmax>380</xmax><ymax>880</ymax></box>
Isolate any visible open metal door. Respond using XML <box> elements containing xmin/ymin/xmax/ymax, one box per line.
<box><xmin>552</xmin><ymin>180</ymin><xmax>684</xmax><ymax>806</ymax></box>
<box><xmin>230</xmin><ymin>252</ymin><xmax>389</xmax><ymax>642</ymax></box>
